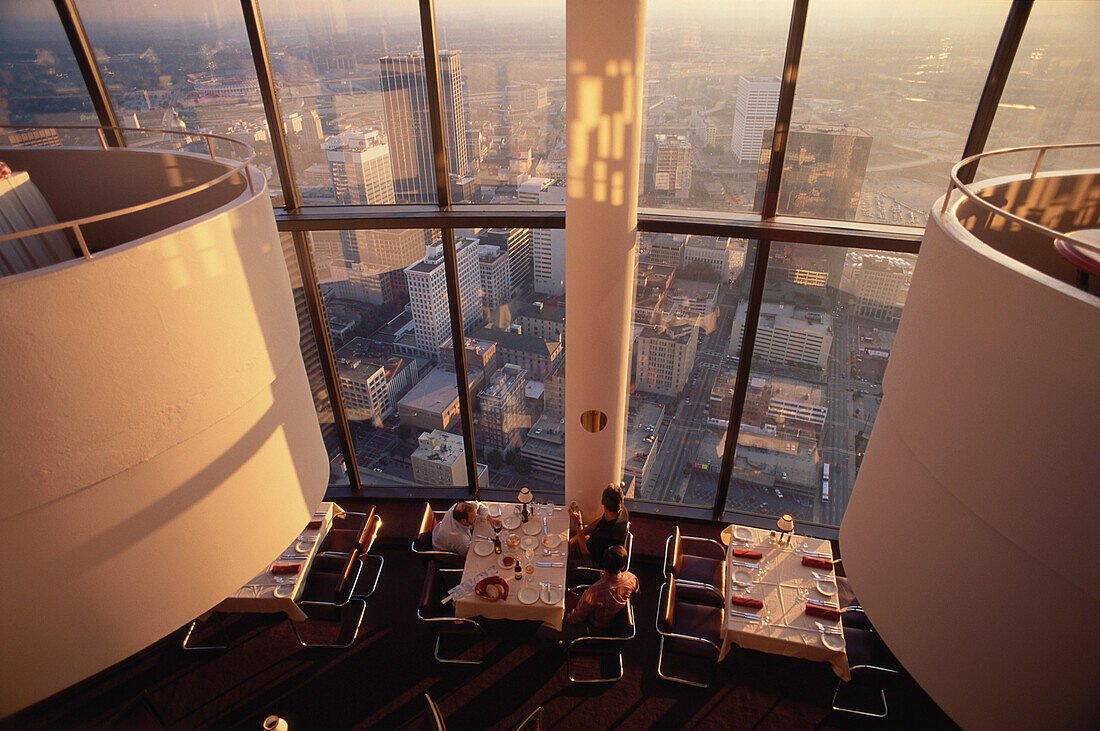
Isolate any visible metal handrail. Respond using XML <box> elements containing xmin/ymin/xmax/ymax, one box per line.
<box><xmin>943</xmin><ymin>141</ymin><xmax>1100</xmax><ymax>255</ymax></box>
<box><xmin>0</xmin><ymin>124</ymin><xmax>257</xmax><ymax>256</ymax></box>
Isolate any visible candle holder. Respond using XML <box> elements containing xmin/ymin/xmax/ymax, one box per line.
<box><xmin>776</xmin><ymin>513</ymin><xmax>795</xmax><ymax>546</ymax></box>
<box><xmin>518</xmin><ymin>486</ymin><xmax>533</xmax><ymax>522</ymax></box>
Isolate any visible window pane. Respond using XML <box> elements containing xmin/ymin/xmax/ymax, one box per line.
<box><xmin>0</xmin><ymin>1</ymin><xmax>94</xmax><ymax>130</ymax></box>
<box><xmin>639</xmin><ymin>2</ymin><xmax>791</xmax><ymax>213</ymax></box>
<box><xmin>778</xmin><ymin>0</ymin><xmax>1007</xmax><ymax>225</ymax></box>
<box><xmin>631</xmin><ymin>232</ymin><xmax>755</xmax><ymax>507</ymax></box>
<box><xmin>436</xmin><ymin>0</ymin><xmax>565</xmax><ymax>204</ymax></box>
<box><xmin>724</xmin><ymin>243</ymin><xmax>914</xmax><ymax>527</ymax></box>
<box><xmin>258</xmin><ymin>2</ymin><xmax>438</xmax><ymax>205</ymax></box>
<box><xmin>76</xmin><ymin>0</ymin><xmax>284</xmax><ymax>203</ymax></box>
<box><xmin>280</xmin><ymin>233</ymin><xmax>346</xmax><ymax>486</ymax></box>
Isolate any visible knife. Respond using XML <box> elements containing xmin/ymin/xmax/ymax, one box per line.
<box><xmin>807</xmin><ymin>598</ymin><xmax>839</xmax><ymax>609</ymax></box>
<box><xmin>535</xmin><ymin>562</ymin><xmax>564</xmax><ymax>567</ymax></box>
<box><xmin>727</xmin><ymin>609</ymin><xmax>765</xmax><ymax>622</ymax></box>
<box><xmin>728</xmin><ymin>559</ymin><xmax>759</xmax><ymax>569</ymax></box>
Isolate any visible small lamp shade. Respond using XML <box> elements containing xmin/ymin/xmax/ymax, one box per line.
<box><xmin>518</xmin><ymin>486</ymin><xmax>533</xmax><ymax>504</ymax></box>
<box><xmin>777</xmin><ymin>514</ymin><xmax>794</xmax><ymax>533</ymax></box>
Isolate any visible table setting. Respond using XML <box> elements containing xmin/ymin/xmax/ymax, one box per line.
<box><xmin>455</xmin><ymin>492</ymin><xmax>569</xmax><ymax>630</ymax></box>
<box><xmin>717</xmin><ymin>515</ymin><xmax>850</xmax><ymax>680</ymax></box>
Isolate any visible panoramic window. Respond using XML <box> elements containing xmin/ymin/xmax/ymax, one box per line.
<box><xmin>781</xmin><ymin>0</ymin><xmax>1006</xmax><ymax>226</ymax></box>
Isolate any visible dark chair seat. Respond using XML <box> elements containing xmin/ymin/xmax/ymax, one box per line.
<box><xmin>666</xmin><ymin>600</ymin><xmax>723</xmax><ymax>646</ymax></box>
<box><xmin>675</xmin><ymin>583</ymin><xmax>724</xmax><ymax>607</ymax></box>
<box><xmin>679</xmin><ymin>556</ymin><xmax>724</xmax><ymax>591</ymax></box>
<box><xmin>290</xmin><ymin>551</ymin><xmax>368</xmax><ymax>648</ymax></box>
<box><xmin>832</xmin><ymin>626</ymin><xmax>907</xmax><ymax>718</ymax></box>
<box><xmin>655</xmin><ymin>578</ymin><xmax>722</xmax><ymax>686</ymax></box>
<box><xmin>663</xmin><ymin>526</ymin><xmax>726</xmax><ymax>606</ymax></box>
<box><xmin>418</xmin><ymin>561</ymin><xmax>485</xmax><ymax>663</ymax></box>
<box><xmin>329</xmin><ymin>506</ymin><xmax>374</xmax><ymax>533</ymax></box>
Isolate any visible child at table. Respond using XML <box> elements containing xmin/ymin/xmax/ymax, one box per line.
<box><xmin>564</xmin><ymin>545</ymin><xmax>638</xmax><ymax>633</ymax></box>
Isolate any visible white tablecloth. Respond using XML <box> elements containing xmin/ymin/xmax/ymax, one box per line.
<box><xmin>717</xmin><ymin>524</ymin><xmax>850</xmax><ymax>680</ymax></box>
<box><xmin>211</xmin><ymin>502</ymin><xmax>337</xmax><ymax>621</ymax></box>
<box><xmin>455</xmin><ymin>503</ymin><xmax>568</xmax><ymax>630</ymax></box>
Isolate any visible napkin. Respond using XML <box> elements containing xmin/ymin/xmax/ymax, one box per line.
<box><xmin>801</xmin><ymin>556</ymin><xmax>834</xmax><ymax>570</ymax></box>
<box><xmin>733</xmin><ymin>548</ymin><xmax>762</xmax><ymax>560</ymax></box>
<box><xmin>730</xmin><ymin>596</ymin><xmax>764</xmax><ymax>609</ymax></box>
<box><xmin>805</xmin><ymin>604</ymin><xmax>840</xmax><ymax>621</ymax></box>
<box><xmin>306</xmin><ymin>519</ymin><xmax>322</xmax><ymax>530</ymax></box>
<box><xmin>271</xmin><ymin>563</ymin><xmax>301</xmax><ymax>575</ymax></box>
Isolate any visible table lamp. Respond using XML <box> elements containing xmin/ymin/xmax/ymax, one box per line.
<box><xmin>776</xmin><ymin>513</ymin><xmax>794</xmax><ymax>545</ymax></box>
<box><xmin>518</xmin><ymin>486</ymin><xmax>533</xmax><ymax>522</ymax></box>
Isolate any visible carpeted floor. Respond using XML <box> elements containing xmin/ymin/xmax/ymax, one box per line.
<box><xmin>3</xmin><ymin>544</ymin><xmax>957</xmax><ymax>730</ymax></box>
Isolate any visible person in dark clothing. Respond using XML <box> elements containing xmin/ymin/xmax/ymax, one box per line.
<box><xmin>568</xmin><ymin>484</ymin><xmax>629</xmax><ymax>568</ymax></box>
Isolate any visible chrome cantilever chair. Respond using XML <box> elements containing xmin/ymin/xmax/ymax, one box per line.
<box><xmin>565</xmin><ymin>588</ymin><xmax>636</xmax><ymax>683</ymax></box>
<box><xmin>832</xmin><ymin>609</ymin><xmax>907</xmax><ymax>718</ymax></box>
<box><xmin>418</xmin><ymin>561</ymin><xmax>485</xmax><ymax>664</ymax></box>
<box><xmin>318</xmin><ymin>506</ymin><xmax>376</xmax><ymax>554</ymax></box>
<box><xmin>290</xmin><ymin>551</ymin><xmax>369</xmax><ymax>648</ymax></box>
<box><xmin>424</xmin><ymin>693</ymin><xmax>541</xmax><ymax>731</ymax></box>
<box><xmin>569</xmin><ymin>525</ymin><xmax>634</xmax><ymax>589</ymax></box>
<box><xmin>655</xmin><ymin>577</ymin><xmax>723</xmax><ymax>688</ymax></box>
<box><xmin>411</xmin><ymin>502</ymin><xmax>463</xmax><ymax>567</ymax></box>
<box><xmin>662</xmin><ymin>526</ymin><xmax>725</xmax><ymax>606</ymax></box>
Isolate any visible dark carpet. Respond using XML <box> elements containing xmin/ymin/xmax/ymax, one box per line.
<box><xmin>2</xmin><ymin>544</ymin><xmax>957</xmax><ymax>731</ymax></box>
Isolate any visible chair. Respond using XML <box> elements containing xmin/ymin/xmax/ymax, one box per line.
<box><xmin>655</xmin><ymin>577</ymin><xmax>723</xmax><ymax>688</ymax></box>
<box><xmin>831</xmin><ymin>619</ymin><xmax>907</xmax><ymax>719</ymax></box>
<box><xmin>417</xmin><ymin>561</ymin><xmax>485</xmax><ymax>664</ymax></box>
<box><xmin>565</xmin><ymin>587</ymin><xmax>635</xmax><ymax>683</ymax></box>
<box><xmin>289</xmin><ymin>551</ymin><xmax>368</xmax><ymax>648</ymax></box>
<box><xmin>181</xmin><ymin>612</ymin><xmax>231</xmax><ymax>651</ymax></box>
<box><xmin>663</xmin><ymin>526</ymin><xmax>725</xmax><ymax>607</ymax></box>
<box><xmin>424</xmin><ymin>694</ymin><xmax>541</xmax><ymax>731</ymax></box>
<box><xmin>424</xmin><ymin>693</ymin><xmax>447</xmax><ymax>731</ymax></box>
<box><xmin>411</xmin><ymin>502</ymin><xmax>463</xmax><ymax>567</ymax></box>
<box><xmin>569</xmin><ymin>525</ymin><xmax>634</xmax><ymax>589</ymax></box>
<box><xmin>318</xmin><ymin>506</ymin><xmax>376</xmax><ymax>555</ymax></box>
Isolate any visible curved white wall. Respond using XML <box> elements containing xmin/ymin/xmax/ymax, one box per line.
<box><xmin>841</xmin><ymin>191</ymin><xmax>1100</xmax><ymax>729</ymax></box>
<box><xmin>0</xmin><ymin>162</ymin><xmax>328</xmax><ymax>714</ymax></box>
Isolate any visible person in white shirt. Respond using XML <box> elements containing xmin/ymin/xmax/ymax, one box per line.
<box><xmin>432</xmin><ymin>502</ymin><xmax>500</xmax><ymax>556</ymax></box>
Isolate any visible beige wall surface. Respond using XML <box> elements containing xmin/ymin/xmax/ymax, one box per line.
<box><xmin>841</xmin><ymin>194</ymin><xmax>1100</xmax><ymax>730</ymax></box>
<box><xmin>0</xmin><ymin>161</ymin><xmax>328</xmax><ymax>714</ymax></box>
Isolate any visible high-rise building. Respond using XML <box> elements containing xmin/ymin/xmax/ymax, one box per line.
<box><xmin>844</xmin><ymin>252</ymin><xmax>912</xmax><ymax>322</ymax></box>
<box><xmin>405</xmin><ymin>237</ymin><xmax>482</xmax><ymax>356</ymax></box>
<box><xmin>653</xmin><ymin>134</ymin><xmax>693</xmax><ymax>199</ymax></box>
<box><xmin>635</xmin><ymin>323</ymin><xmax>699</xmax><ymax>397</ymax></box>
<box><xmin>477</xmin><ymin>242</ymin><xmax>510</xmax><ymax>310</ymax></box>
<box><xmin>477</xmin><ymin>363</ymin><xmax>529</xmax><ymax>455</ymax></box>
<box><xmin>380</xmin><ymin>51</ymin><xmax>468</xmax><ymax>203</ymax></box>
<box><xmin>410</xmin><ymin>429</ymin><xmax>488</xmax><ymax>487</ymax></box>
<box><xmin>479</xmin><ymin>227</ymin><xmax>532</xmax><ymax>299</ymax></box>
<box><xmin>730</xmin><ymin>300</ymin><xmax>833</xmax><ymax>371</ymax></box>
<box><xmin>519</xmin><ymin>177</ymin><xmax>566</xmax><ymax>296</ymax></box>
<box><xmin>732</xmin><ymin>75</ymin><xmax>781</xmax><ymax>164</ymax></box>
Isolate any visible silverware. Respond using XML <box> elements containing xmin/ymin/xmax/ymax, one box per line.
<box><xmin>728</xmin><ymin>559</ymin><xmax>759</xmax><ymax>569</ymax></box>
<box><xmin>815</xmin><ymin>621</ymin><xmax>843</xmax><ymax>635</ymax></box>
<box><xmin>811</xmin><ymin>571</ymin><xmax>835</xmax><ymax>581</ymax></box>
<box><xmin>535</xmin><ymin>562</ymin><xmax>564</xmax><ymax>567</ymax></box>
<box><xmin>727</xmin><ymin>609</ymin><xmax>764</xmax><ymax>622</ymax></box>
<box><xmin>807</xmin><ymin>598</ymin><xmax>839</xmax><ymax>609</ymax></box>
<box><xmin>800</xmin><ymin>549</ymin><xmax>832</xmax><ymax>560</ymax></box>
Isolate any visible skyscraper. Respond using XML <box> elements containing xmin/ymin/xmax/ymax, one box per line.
<box><xmin>732</xmin><ymin>75</ymin><xmax>781</xmax><ymax>164</ymax></box>
<box><xmin>405</xmin><ymin>237</ymin><xmax>482</xmax><ymax>356</ymax></box>
<box><xmin>380</xmin><ymin>51</ymin><xmax>469</xmax><ymax>203</ymax></box>
<box><xmin>519</xmin><ymin>177</ymin><xmax>566</xmax><ymax>296</ymax></box>
<box><xmin>480</xmin><ymin>227</ymin><xmax>532</xmax><ymax>299</ymax></box>
<box><xmin>653</xmin><ymin>133</ymin><xmax>693</xmax><ymax>199</ymax></box>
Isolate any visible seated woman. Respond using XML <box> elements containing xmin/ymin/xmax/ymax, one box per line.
<box><xmin>568</xmin><ymin>483</ymin><xmax>629</xmax><ymax>568</ymax></box>
<box><xmin>564</xmin><ymin>545</ymin><xmax>638</xmax><ymax>632</ymax></box>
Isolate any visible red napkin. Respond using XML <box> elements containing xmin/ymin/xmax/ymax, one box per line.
<box><xmin>801</xmin><ymin>556</ymin><xmax>834</xmax><ymax>570</ymax></box>
<box><xmin>271</xmin><ymin>563</ymin><xmax>301</xmax><ymax>575</ymax></box>
<box><xmin>805</xmin><ymin>604</ymin><xmax>840</xmax><ymax>621</ymax></box>
<box><xmin>306</xmin><ymin>519</ymin><xmax>322</xmax><ymax>530</ymax></box>
<box><xmin>733</xmin><ymin>548</ymin><xmax>762</xmax><ymax>560</ymax></box>
<box><xmin>730</xmin><ymin>596</ymin><xmax>764</xmax><ymax>609</ymax></box>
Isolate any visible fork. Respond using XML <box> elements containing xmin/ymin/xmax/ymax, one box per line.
<box><xmin>815</xmin><ymin>621</ymin><xmax>843</xmax><ymax>636</ymax></box>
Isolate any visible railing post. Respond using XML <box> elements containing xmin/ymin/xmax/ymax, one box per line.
<box><xmin>71</xmin><ymin>224</ymin><xmax>92</xmax><ymax>259</ymax></box>
<box><xmin>1030</xmin><ymin>148</ymin><xmax>1046</xmax><ymax>180</ymax></box>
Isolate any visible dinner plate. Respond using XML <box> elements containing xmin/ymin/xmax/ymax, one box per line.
<box><xmin>518</xmin><ymin>587</ymin><xmax>540</xmax><ymax>605</ymax></box>
<box><xmin>732</xmin><ymin>526</ymin><xmax>753</xmax><ymax>542</ymax></box>
<box><xmin>733</xmin><ymin>569</ymin><xmax>754</xmax><ymax>585</ymax></box>
<box><xmin>502</xmin><ymin>515</ymin><xmax>521</xmax><ymax>530</ymax></box>
<box><xmin>821</xmin><ymin>631</ymin><xmax>845</xmax><ymax>651</ymax></box>
<box><xmin>497</xmin><ymin>554</ymin><xmax>517</xmax><ymax>570</ymax></box>
<box><xmin>521</xmin><ymin>535</ymin><xmax>539</xmax><ymax>550</ymax></box>
<box><xmin>472</xmin><ymin>541</ymin><xmax>494</xmax><ymax>557</ymax></box>
<box><xmin>542</xmin><ymin>534</ymin><xmax>562</xmax><ymax>549</ymax></box>
<box><xmin>293</xmin><ymin>541</ymin><xmax>313</xmax><ymax>555</ymax></box>
<box><xmin>815</xmin><ymin>580</ymin><xmax>838</xmax><ymax>597</ymax></box>
<box><xmin>522</xmin><ymin>521</ymin><xmax>543</xmax><ymax>536</ymax></box>
<box><xmin>542</xmin><ymin>587</ymin><xmax>564</xmax><ymax>605</ymax></box>
<box><xmin>274</xmin><ymin>584</ymin><xmax>294</xmax><ymax>599</ymax></box>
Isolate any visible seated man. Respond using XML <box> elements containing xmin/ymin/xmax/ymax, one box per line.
<box><xmin>564</xmin><ymin>545</ymin><xmax>638</xmax><ymax>631</ymax></box>
<box><xmin>568</xmin><ymin>483</ymin><xmax>629</xmax><ymax>568</ymax></box>
<box><xmin>431</xmin><ymin>501</ymin><xmax>498</xmax><ymax>556</ymax></box>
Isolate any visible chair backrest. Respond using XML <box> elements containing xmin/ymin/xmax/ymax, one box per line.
<box><xmin>658</xmin><ymin>578</ymin><xmax>677</xmax><ymax>634</ymax></box>
<box><xmin>607</xmin><ymin>596</ymin><xmax>635</xmax><ymax>638</ymax></box>
<box><xmin>419</xmin><ymin>561</ymin><xmax>442</xmax><ymax>617</ymax></box>
<box><xmin>512</xmin><ymin>706</ymin><xmax>541</xmax><ymax>731</ymax></box>
<box><xmin>666</xmin><ymin>526</ymin><xmax>683</xmax><ymax>577</ymax></box>
<box><xmin>424</xmin><ymin>693</ymin><xmax>447</xmax><ymax>731</ymax></box>
<box><xmin>414</xmin><ymin>502</ymin><xmax>438</xmax><ymax>551</ymax></box>
<box><xmin>624</xmin><ymin>527</ymin><xmax>634</xmax><ymax>570</ymax></box>
<box><xmin>357</xmin><ymin>514</ymin><xmax>382</xmax><ymax>554</ymax></box>
<box><xmin>333</xmin><ymin>551</ymin><xmax>359</xmax><ymax>602</ymax></box>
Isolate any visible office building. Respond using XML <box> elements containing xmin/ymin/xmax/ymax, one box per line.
<box><xmin>519</xmin><ymin>177</ymin><xmax>566</xmax><ymax>295</ymax></box>
<box><xmin>477</xmin><ymin>242</ymin><xmax>510</xmax><ymax>310</ymax></box>
<box><xmin>410</xmin><ymin>429</ymin><xmax>487</xmax><ymax>487</ymax></box>
<box><xmin>730</xmin><ymin>300</ymin><xmax>833</xmax><ymax>371</ymax></box>
<box><xmin>732</xmin><ymin>75</ymin><xmax>780</xmax><ymax>163</ymax></box>
<box><xmin>635</xmin><ymin>323</ymin><xmax>699</xmax><ymax>397</ymax></box>
<box><xmin>653</xmin><ymin>133</ymin><xmax>692</xmax><ymax>199</ymax></box>
<box><xmin>477</xmin><ymin>363</ymin><xmax>528</xmax><ymax>455</ymax></box>
<box><xmin>405</xmin><ymin>238</ymin><xmax>482</xmax><ymax>356</ymax></box>
<box><xmin>380</xmin><ymin>51</ymin><xmax>468</xmax><ymax>203</ymax></box>
<box><xmin>844</xmin><ymin>252</ymin><xmax>913</xmax><ymax>322</ymax></box>
<box><xmin>479</xmin><ymin>227</ymin><xmax>532</xmax><ymax>299</ymax></box>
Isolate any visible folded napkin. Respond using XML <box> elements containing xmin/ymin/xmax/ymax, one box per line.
<box><xmin>733</xmin><ymin>548</ymin><xmax>762</xmax><ymax>560</ymax></box>
<box><xmin>730</xmin><ymin>596</ymin><xmax>764</xmax><ymax>609</ymax></box>
<box><xmin>801</xmin><ymin>556</ymin><xmax>834</xmax><ymax>570</ymax></box>
<box><xmin>306</xmin><ymin>519</ymin><xmax>322</xmax><ymax>530</ymax></box>
<box><xmin>805</xmin><ymin>604</ymin><xmax>840</xmax><ymax>621</ymax></box>
<box><xmin>271</xmin><ymin>563</ymin><xmax>301</xmax><ymax>575</ymax></box>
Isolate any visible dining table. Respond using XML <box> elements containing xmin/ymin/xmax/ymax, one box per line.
<box><xmin>454</xmin><ymin>502</ymin><xmax>569</xmax><ymax>630</ymax></box>
<box><xmin>210</xmin><ymin>502</ymin><xmax>337</xmax><ymax>622</ymax></box>
<box><xmin>717</xmin><ymin>523</ymin><xmax>850</xmax><ymax>680</ymax></box>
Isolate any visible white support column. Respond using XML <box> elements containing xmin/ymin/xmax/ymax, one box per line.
<box><xmin>564</xmin><ymin>0</ymin><xmax>647</xmax><ymax>519</ymax></box>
